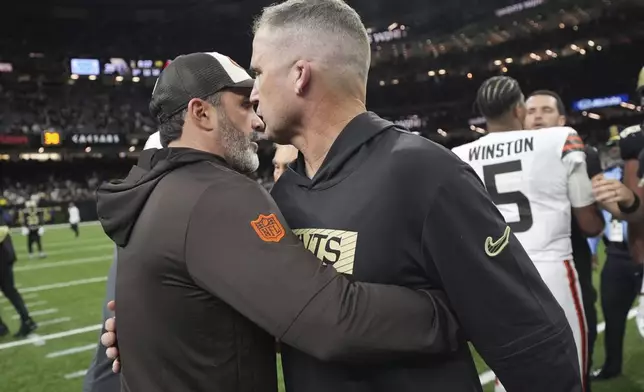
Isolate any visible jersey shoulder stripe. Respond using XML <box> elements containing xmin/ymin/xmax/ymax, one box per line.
<box><xmin>562</xmin><ymin>132</ymin><xmax>584</xmax><ymax>157</ymax></box>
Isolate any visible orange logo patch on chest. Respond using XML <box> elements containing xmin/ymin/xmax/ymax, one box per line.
<box><xmin>250</xmin><ymin>213</ymin><xmax>285</xmax><ymax>243</ymax></box>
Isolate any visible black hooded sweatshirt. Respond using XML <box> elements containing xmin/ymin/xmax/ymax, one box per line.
<box><xmin>95</xmin><ymin>147</ymin><xmax>460</xmax><ymax>392</ymax></box>
<box><xmin>271</xmin><ymin>112</ymin><xmax>582</xmax><ymax>392</ymax></box>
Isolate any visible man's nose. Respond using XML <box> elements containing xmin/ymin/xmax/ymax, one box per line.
<box><xmin>252</xmin><ymin>114</ymin><xmax>265</xmax><ymax>132</ymax></box>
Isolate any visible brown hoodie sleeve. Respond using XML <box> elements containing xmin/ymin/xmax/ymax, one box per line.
<box><xmin>184</xmin><ymin>177</ymin><xmax>459</xmax><ymax>362</ymax></box>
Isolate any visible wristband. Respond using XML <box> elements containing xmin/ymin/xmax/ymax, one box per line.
<box><xmin>619</xmin><ymin>191</ymin><xmax>641</xmax><ymax>214</ymax></box>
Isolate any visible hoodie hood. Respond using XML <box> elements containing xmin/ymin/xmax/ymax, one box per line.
<box><xmin>288</xmin><ymin>112</ymin><xmax>395</xmax><ymax>189</ymax></box>
<box><xmin>96</xmin><ymin>148</ymin><xmax>228</xmax><ymax>247</ymax></box>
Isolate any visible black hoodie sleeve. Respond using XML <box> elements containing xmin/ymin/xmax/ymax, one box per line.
<box><xmin>421</xmin><ymin>161</ymin><xmax>582</xmax><ymax>392</ymax></box>
<box><xmin>184</xmin><ymin>178</ymin><xmax>459</xmax><ymax>362</ymax></box>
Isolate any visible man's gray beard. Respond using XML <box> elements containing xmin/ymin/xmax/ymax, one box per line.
<box><xmin>219</xmin><ymin>112</ymin><xmax>260</xmax><ymax>174</ymax></box>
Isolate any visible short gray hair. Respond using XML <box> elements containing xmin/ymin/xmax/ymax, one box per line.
<box><xmin>253</xmin><ymin>0</ymin><xmax>371</xmax><ymax>84</ymax></box>
<box><xmin>157</xmin><ymin>92</ymin><xmax>222</xmax><ymax>147</ymax></box>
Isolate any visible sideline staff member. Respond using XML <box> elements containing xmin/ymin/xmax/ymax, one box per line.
<box><xmin>96</xmin><ymin>52</ymin><xmax>458</xmax><ymax>392</ymax></box>
<box><xmin>0</xmin><ymin>205</ymin><xmax>37</xmax><ymax>338</ymax></box>
<box><xmin>588</xmin><ymin>158</ymin><xmax>643</xmax><ymax>380</ymax></box>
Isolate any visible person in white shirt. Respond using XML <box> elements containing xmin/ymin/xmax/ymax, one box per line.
<box><xmin>68</xmin><ymin>202</ymin><xmax>81</xmax><ymax>238</ymax></box>
<box><xmin>452</xmin><ymin>76</ymin><xmax>604</xmax><ymax>392</ymax></box>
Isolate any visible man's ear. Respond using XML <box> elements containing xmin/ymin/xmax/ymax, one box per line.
<box><xmin>187</xmin><ymin>98</ymin><xmax>214</xmax><ymax>130</ymax></box>
<box><xmin>293</xmin><ymin>60</ymin><xmax>311</xmax><ymax>96</ymax></box>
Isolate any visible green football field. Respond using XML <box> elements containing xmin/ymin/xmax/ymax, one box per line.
<box><xmin>1</xmin><ymin>223</ymin><xmax>644</xmax><ymax>392</ymax></box>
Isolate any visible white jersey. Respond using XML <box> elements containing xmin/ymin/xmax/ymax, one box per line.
<box><xmin>68</xmin><ymin>206</ymin><xmax>80</xmax><ymax>224</ymax></box>
<box><xmin>452</xmin><ymin>127</ymin><xmax>587</xmax><ymax>263</ymax></box>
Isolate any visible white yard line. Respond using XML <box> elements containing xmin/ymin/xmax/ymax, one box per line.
<box><xmin>0</xmin><ymin>293</ymin><xmax>38</xmax><ymax>303</ymax></box>
<box><xmin>18</xmin><ymin>277</ymin><xmax>107</xmax><ymax>293</ymax></box>
<box><xmin>478</xmin><ymin>309</ymin><xmax>639</xmax><ymax>386</ymax></box>
<box><xmin>4</xmin><ymin>300</ymin><xmax>47</xmax><ymax>312</ymax></box>
<box><xmin>14</xmin><ymin>244</ymin><xmax>114</xmax><ymax>259</ymax></box>
<box><xmin>12</xmin><ymin>308</ymin><xmax>58</xmax><ymax>320</ymax></box>
<box><xmin>10</xmin><ymin>221</ymin><xmax>100</xmax><ymax>234</ymax></box>
<box><xmin>64</xmin><ymin>370</ymin><xmax>88</xmax><ymax>379</ymax></box>
<box><xmin>46</xmin><ymin>343</ymin><xmax>96</xmax><ymax>358</ymax></box>
<box><xmin>14</xmin><ymin>255</ymin><xmax>112</xmax><ymax>272</ymax></box>
<box><xmin>0</xmin><ymin>324</ymin><xmax>101</xmax><ymax>350</ymax></box>
<box><xmin>14</xmin><ymin>237</ymin><xmax>109</xmax><ymax>253</ymax></box>
<box><xmin>38</xmin><ymin>317</ymin><xmax>72</xmax><ymax>327</ymax></box>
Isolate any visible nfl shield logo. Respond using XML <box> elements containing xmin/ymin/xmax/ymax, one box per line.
<box><xmin>250</xmin><ymin>213</ymin><xmax>285</xmax><ymax>243</ymax></box>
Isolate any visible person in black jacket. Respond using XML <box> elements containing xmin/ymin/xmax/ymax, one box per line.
<box><xmin>247</xmin><ymin>1</ymin><xmax>580</xmax><ymax>391</ymax></box>
<box><xmin>0</xmin><ymin>207</ymin><xmax>37</xmax><ymax>338</ymax></box>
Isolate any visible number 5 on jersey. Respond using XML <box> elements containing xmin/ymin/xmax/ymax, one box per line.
<box><xmin>483</xmin><ymin>160</ymin><xmax>534</xmax><ymax>233</ymax></box>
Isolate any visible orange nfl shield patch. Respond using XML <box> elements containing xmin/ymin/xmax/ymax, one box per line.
<box><xmin>250</xmin><ymin>213</ymin><xmax>285</xmax><ymax>243</ymax></box>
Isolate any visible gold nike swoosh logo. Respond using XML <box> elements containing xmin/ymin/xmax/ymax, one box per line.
<box><xmin>484</xmin><ymin>226</ymin><xmax>511</xmax><ymax>257</ymax></box>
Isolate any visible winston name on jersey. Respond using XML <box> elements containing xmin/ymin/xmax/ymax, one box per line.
<box><xmin>452</xmin><ymin>127</ymin><xmax>585</xmax><ymax>264</ymax></box>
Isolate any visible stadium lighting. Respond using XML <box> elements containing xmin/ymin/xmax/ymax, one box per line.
<box><xmin>559</xmin><ymin>23</ymin><xmax>565</xmax><ymax>29</ymax></box>
<box><xmin>392</xmin><ymin>79</ymin><xmax>399</xmax><ymax>85</ymax></box>
<box><xmin>582</xmin><ymin>111</ymin><xmax>588</xmax><ymax>116</ymax></box>
<box><xmin>379</xmin><ymin>80</ymin><xmax>385</xmax><ymax>86</ymax></box>
<box><xmin>132</xmin><ymin>77</ymin><xmax>141</xmax><ymax>83</ymax></box>
<box><xmin>570</xmin><ymin>44</ymin><xmax>579</xmax><ymax>51</ymax></box>
<box><xmin>588</xmin><ymin>40</ymin><xmax>595</xmax><ymax>47</ymax></box>
<box><xmin>573</xmin><ymin>25</ymin><xmax>578</xmax><ymax>31</ymax></box>
<box><xmin>621</xmin><ymin>102</ymin><xmax>637</xmax><ymax>110</ymax></box>
<box><xmin>88</xmin><ymin>75</ymin><xmax>97</xmax><ymax>81</ymax></box>
<box><xmin>470</xmin><ymin>125</ymin><xmax>476</xmax><ymax>131</ymax></box>
<box><xmin>388</xmin><ymin>22</ymin><xmax>398</xmax><ymax>31</ymax></box>
<box><xmin>596</xmin><ymin>45</ymin><xmax>602</xmax><ymax>51</ymax></box>
<box><xmin>129</xmin><ymin>146</ymin><xmax>136</xmax><ymax>152</ymax></box>
<box><xmin>428</xmin><ymin>70</ymin><xmax>436</xmax><ymax>76</ymax></box>
<box><xmin>587</xmin><ymin>112</ymin><xmax>601</xmax><ymax>120</ymax></box>
<box><xmin>501</xmin><ymin>67</ymin><xmax>508</xmax><ymax>73</ymax></box>
<box><xmin>400</xmin><ymin>25</ymin><xmax>406</xmax><ymax>31</ymax></box>
<box><xmin>85</xmin><ymin>147</ymin><xmax>92</xmax><ymax>153</ymax></box>
<box><xmin>70</xmin><ymin>74</ymin><xmax>79</xmax><ymax>80</ymax></box>
<box><xmin>38</xmin><ymin>147</ymin><xmax>44</xmax><ymax>153</ymax></box>
<box><xmin>438</xmin><ymin>69</ymin><xmax>446</xmax><ymax>75</ymax></box>
<box><xmin>579</xmin><ymin>49</ymin><xmax>586</xmax><ymax>55</ymax></box>
<box><xmin>505</xmin><ymin>58</ymin><xmax>513</xmax><ymax>63</ymax></box>
<box><xmin>437</xmin><ymin>129</ymin><xmax>447</xmax><ymax>137</ymax></box>
<box><xmin>115</xmin><ymin>76</ymin><xmax>124</xmax><ymax>82</ymax></box>
<box><xmin>494</xmin><ymin>60</ymin><xmax>503</xmax><ymax>66</ymax></box>
<box><xmin>467</xmin><ymin>73</ymin><xmax>473</xmax><ymax>79</ymax></box>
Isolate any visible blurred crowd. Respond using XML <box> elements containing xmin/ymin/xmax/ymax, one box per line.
<box><xmin>0</xmin><ymin>80</ymin><xmax>156</xmax><ymax>136</ymax></box>
<box><xmin>0</xmin><ymin>149</ymin><xmax>276</xmax><ymax>208</ymax></box>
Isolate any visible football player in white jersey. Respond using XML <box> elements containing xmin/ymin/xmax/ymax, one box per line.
<box><xmin>452</xmin><ymin>76</ymin><xmax>604</xmax><ymax>392</ymax></box>
<box><xmin>525</xmin><ymin>89</ymin><xmax>603</xmax><ymax>390</ymax></box>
